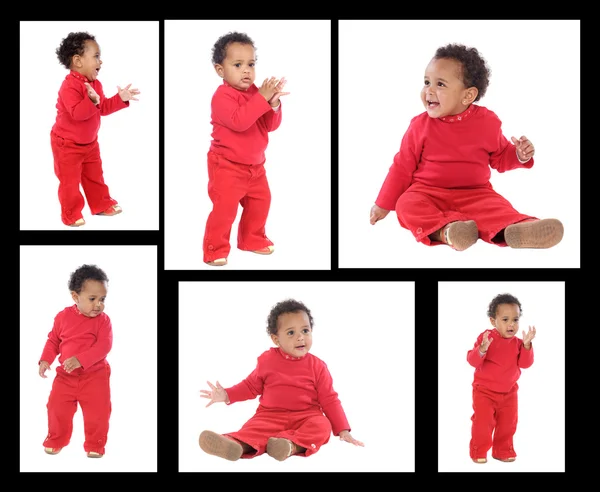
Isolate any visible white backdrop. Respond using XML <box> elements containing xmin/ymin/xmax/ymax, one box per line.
<box><xmin>20</xmin><ymin>246</ymin><xmax>158</xmax><ymax>472</ymax></box>
<box><xmin>178</xmin><ymin>281</ymin><xmax>415</xmax><ymax>472</ymax></box>
<box><xmin>20</xmin><ymin>21</ymin><xmax>160</xmax><ymax>231</ymax></box>
<box><xmin>339</xmin><ymin>20</ymin><xmax>580</xmax><ymax>269</ymax></box>
<box><xmin>164</xmin><ymin>20</ymin><xmax>331</xmax><ymax>270</ymax></box>
<box><xmin>438</xmin><ymin>281</ymin><xmax>565</xmax><ymax>472</ymax></box>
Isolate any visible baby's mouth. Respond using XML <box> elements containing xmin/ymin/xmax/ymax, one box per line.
<box><xmin>427</xmin><ymin>101</ymin><xmax>439</xmax><ymax>108</ymax></box>
<box><xmin>295</xmin><ymin>345</ymin><xmax>306</xmax><ymax>350</ymax></box>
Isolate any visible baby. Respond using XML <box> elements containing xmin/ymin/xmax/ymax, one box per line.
<box><xmin>467</xmin><ymin>293</ymin><xmax>535</xmax><ymax>463</ymax></box>
<box><xmin>39</xmin><ymin>264</ymin><xmax>113</xmax><ymax>458</ymax></box>
<box><xmin>51</xmin><ymin>31</ymin><xmax>140</xmax><ymax>227</ymax></box>
<box><xmin>199</xmin><ymin>298</ymin><xmax>363</xmax><ymax>461</ymax></box>
<box><xmin>370</xmin><ymin>43</ymin><xmax>563</xmax><ymax>250</ymax></box>
<box><xmin>203</xmin><ymin>31</ymin><xmax>289</xmax><ymax>266</ymax></box>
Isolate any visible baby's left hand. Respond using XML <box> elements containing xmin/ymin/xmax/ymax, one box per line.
<box><xmin>522</xmin><ymin>325</ymin><xmax>536</xmax><ymax>348</ymax></box>
<box><xmin>118</xmin><ymin>83</ymin><xmax>141</xmax><ymax>102</ymax></box>
<box><xmin>269</xmin><ymin>77</ymin><xmax>290</xmax><ymax>107</ymax></box>
<box><xmin>339</xmin><ymin>430</ymin><xmax>365</xmax><ymax>447</ymax></box>
<box><xmin>511</xmin><ymin>135</ymin><xmax>535</xmax><ymax>162</ymax></box>
<box><xmin>63</xmin><ymin>356</ymin><xmax>81</xmax><ymax>373</ymax></box>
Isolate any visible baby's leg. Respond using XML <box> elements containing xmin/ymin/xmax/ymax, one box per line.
<box><xmin>470</xmin><ymin>386</ymin><xmax>497</xmax><ymax>462</ymax></box>
<box><xmin>203</xmin><ymin>155</ymin><xmax>250</xmax><ymax>263</ymax></box>
<box><xmin>491</xmin><ymin>389</ymin><xmax>518</xmax><ymax>461</ymax></box>
<box><xmin>44</xmin><ymin>371</ymin><xmax>78</xmax><ymax>450</ymax></box>
<box><xmin>395</xmin><ymin>186</ymin><xmax>467</xmax><ymax>246</ymax></box>
<box><xmin>79</xmin><ymin>141</ymin><xmax>119</xmax><ymax>215</ymax></box>
<box><xmin>237</xmin><ymin>164</ymin><xmax>273</xmax><ymax>251</ymax></box>
<box><xmin>267</xmin><ymin>413</ymin><xmax>332</xmax><ymax>460</ymax></box>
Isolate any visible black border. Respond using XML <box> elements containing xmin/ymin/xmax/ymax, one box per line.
<box><xmin>15</xmin><ymin>16</ymin><xmax>584</xmax><ymax>482</ymax></box>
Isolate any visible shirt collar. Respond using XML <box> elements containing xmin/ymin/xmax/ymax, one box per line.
<box><xmin>276</xmin><ymin>347</ymin><xmax>305</xmax><ymax>360</ymax></box>
<box><xmin>439</xmin><ymin>104</ymin><xmax>475</xmax><ymax>123</ymax></box>
<box><xmin>69</xmin><ymin>70</ymin><xmax>91</xmax><ymax>83</ymax></box>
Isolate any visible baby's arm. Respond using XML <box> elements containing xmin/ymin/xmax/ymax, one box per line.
<box><xmin>213</xmin><ymin>89</ymin><xmax>272</xmax><ymax>132</ymax></box>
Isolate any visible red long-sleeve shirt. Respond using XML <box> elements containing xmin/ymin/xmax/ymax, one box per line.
<box><xmin>51</xmin><ymin>70</ymin><xmax>129</xmax><ymax>145</ymax></box>
<box><xmin>209</xmin><ymin>81</ymin><xmax>282</xmax><ymax>165</ymax></box>
<box><xmin>467</xmin><ymin>329</ymin><xmax>534</xmax><ymax>393</ymax></box>
<box><xmin>39</xmin><ymin>304</ymin><xmax>113</xmax><ymax>373</ymax></box>
<box><xmin>225</xmin><ymin>347</ymin><xmax>351</xmax><ymax>436</ymax></box>
<box><xmin>375</xmin><ymin>105</ymin><xmax>534</xmax><ymax>211</ymax></box>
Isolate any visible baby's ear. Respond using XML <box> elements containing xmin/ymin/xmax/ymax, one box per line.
<box><xmin>214</xmin><ymin>64</ymin><xmax>223</xmax><ymax>78</ymax></box>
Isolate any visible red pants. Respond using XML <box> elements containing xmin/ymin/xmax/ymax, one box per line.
<box><xmin>203</xmin><ymin>151</ymin><xmax>273</xmax><ymax>262</ymax></box>
<box><xmin>395</xmin><ymin>182</ymin><xmax>535</xmax><ymax>246</ymax></box>
<box><xmin>50</xmin><ymin>131</ymin><xmax>118</xmax><ymax>225</ymax></box>
<box><xmin>224</xmin><ymin>406</ymin><xmax>332</xmax><ymax>458</ymax></box>
<box><xmin>470</xmin><ymin>384</ymin><xmax>518</xmax><ymax>461</ymax></box>
<box><xmin>43</xmin><ymin>364</ymin><xmax>112</xmax><ymax>455</ymax></box>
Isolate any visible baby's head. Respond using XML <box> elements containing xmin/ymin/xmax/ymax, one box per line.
<box><xmin>56</xmin><ymin>32</ymin><xmax>102</xmax><ymax>82</ymax></box>
<box><xmin>69</xmin><ymin>264</ymin><xmax>109</xmax><ymax>318</ymax></box>
<box><xmin>487</xmin><ymin>293</ymin><xmax>522</xmax><ymax>339</ymax></box>
<box><xmin>212</xmin><ymin>31</ymin><xmax>257</xmax><ymax>92</ymax></box>
<box><xmin>422</xmin><ymin>43</ymin><xmax>491</xmax><ymax>119</ymax></box>
<box><xmin>267</xmin><ymin>299</ymin><xmax>314</xmax><ymax>358</ymax></box>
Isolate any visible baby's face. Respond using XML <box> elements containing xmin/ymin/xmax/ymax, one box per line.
<box><xmin>421</xmin><ymin>57</ymin><xmax>468</xmax><ymax>118</ymax></box>
<box><xmin>489</xmin><ymin>303</ymin><xmax>521</xmax><ymax>339</ymax></box>
<box><xmin>215</xmin><ymin>42</ymin><xmax>256</xmax><ymax>91</ymax></box>
<box><xmin>73</xmin><ymin>40</ymin><xmax>102</xmax><ymax>82</ymax></box>
<box><xmin>271</xmin><ymin>311</ymin><xmax>313</xmax><ymax>358</ymax></box>
<box><xmin>71</xmin><ymin>279</ymin><xmax>107</xmax><ymax>318</ymax></box>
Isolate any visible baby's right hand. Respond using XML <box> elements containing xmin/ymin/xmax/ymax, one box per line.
<box><xmin>258</xmin><ymin>77</ymin><xmax>279</xmax><ymax>102</ymax></box>
<box><xmin>370</xmin><ymin>204</ymin><xmax>390</xmax><ymax>225</ymax></box>
<box><xmin>480</xmin><ymin>331</ymin><xmax>493</xmax><ymax>353</ymax></box>
<box><xmin>200</xmin><ymin>380</ymin><xmax>229</xmax><ymax>407</ymax></box>
<box><xmin>39</xmin><ymin>361</ymin><xmax>51</xmax><ymax>378</ymax></box>
<box><xmin>84</xmin><ymin>82</ymin><xmax>100</xmax><ymax>104</ymax></box>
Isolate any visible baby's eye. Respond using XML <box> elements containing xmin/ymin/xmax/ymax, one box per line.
<box><xmin>287</xmin><ymin>330</ymin><xmax>294</xmax><ymax>336</ymax></box>
<box><xmin>302</xmin><ymin>329</ymin><xmax>310</xmax><ymax>334</ymax></box>
<box><xmin>437</xmin><ymin>82</ymin><xmax>445</xmax><ymax>87</ymax></box>
<box><xmin>234</xmin><ymin>63</ymin><xmax>241</xmax><ymax>68</ymax></box>
<box><xmin>424</xmin><ymin>80</ymin><xmax>430</xmax><ymax>86</ymax></box>
<box><xmin>249</xmin><ymin>63</ymin><xmax>255</xmax><ymax>67</ymax></box>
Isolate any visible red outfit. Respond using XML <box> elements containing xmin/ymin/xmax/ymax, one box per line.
<box><xmin>51</xmin><ymin>70</ymin><xmax>129</xmax><ymax>225</ymax></box>
<box><xmin>223</xmin><ymin>347</ymin><xmax>351</xmax><ymax>458</ymax></box>
<box><xmin>375</xmin><ymin>105</ymin><xmax>536</xmax><ymax>246</ymax></box>
<box><xmin>203</xmin><ymin>81</ymin><xmax>282</xmax><ymax>262</ymax></box>
<box><xmin>466</xmin><ymin>329</ymin><xmax>534</xmax><ymax>460</ymax></box>
<box><xmin>39</xmin><ymin>305</ymin><xmax>113</xmax><ymax>455</ymax></box>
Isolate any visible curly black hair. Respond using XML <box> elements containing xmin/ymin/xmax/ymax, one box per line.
<box><xmin>68</xmin><ymin>264</ymin><xmax>109</xmax><ymax>293</ymax></box>
<box><xmin>266</xmin><ymin>299</ymin><xmax>314</xmax><ymax>336</ymax></box>
<box><xmin>434</xmin><ymin>43</ymin><xmax>491</xmax><ymax>102</ymax></box>
<box><xmin>211</xmin><ymin>31</ymin><xmax>256</xmax><ymax>65</ymax></box>
<box><xmin>56</xmin><ymin>32</ymin><xmax>97</xmax><ymax>69</ymax></box>
<box><xmin>487</xmin><ymin>293</ymin><xmax>522</xmax><ymax>318</ymax></box>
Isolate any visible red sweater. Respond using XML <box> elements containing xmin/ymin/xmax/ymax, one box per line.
<box><xmin>39</xmin><ymin>304</ymin><xmax>113</xmax><ymax>373</ymax></box>
<box><xmin>466</xmin><ymin>328</ymin><xmax>534</xmax><ymax>393</ymax></box>
<box><xmin>51</xmin><ymin>70</ymin><xmax>129</xmax><ymax>145</ymax></box>
<box><xmin>225</xmin><ymin>347</ymin><xmax>351</xmax><ymax>436</ymax></box>
<box><xmin>209</xmin><ymin>81</ymin><xmax>282</xmax><ymax>165</ymax></box>
<box><xmin>375</xmin><ymin>105</ymin><xmax>534</xmax><ymax>211</ymax></box>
